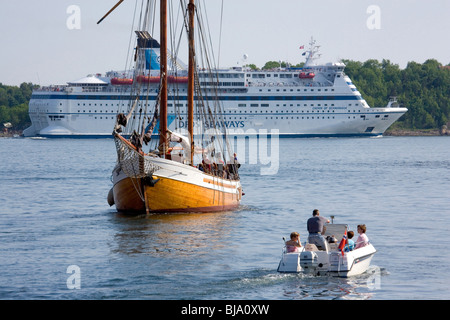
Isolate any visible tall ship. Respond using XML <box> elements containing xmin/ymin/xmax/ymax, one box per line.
<box><xmin>105</xmin><ymin>0</ymin><xmax>242</xmax><ymax>214</ymax></box>
<box><xmin>23</xmin><ymin>37</ymin><xmax>407</xmax><ymax>138</ymax></box>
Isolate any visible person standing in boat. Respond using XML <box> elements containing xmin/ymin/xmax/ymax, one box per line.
<box><xmin>285</xmin><ymin>232</ymin><xmax>302</xmax><ymax>252</ymax></box>
<box><xmin>355</xmin><ymin>224</ymin><xmax>369</xmax><ymax>249</ymax></box>
<box><xmin>307</xmin><ymin>209</ymin><xmax>330</xmax><ymax>250</ymax></box>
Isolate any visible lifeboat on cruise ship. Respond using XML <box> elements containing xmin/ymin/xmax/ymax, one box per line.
<box><xmin>299</xmin><ymin>72</ymin><xmax>315</xmax><ymax>79</ymax></box>
<box><xmin>111</xmin><ymin>77</ymin><xmax>134</xmax><ymax>85</ymax></box>
<box><xmin>136</xmin><ymin>75</ymin><xmax>189</xmax><ymax>84</ymax></box>
<box><xmin>136</xmin><ymin>75</ymin><xmax>160</xmax><ymax>84</ymax></box>
<box><xmin>168</xmin><ymin>76</ymin><xmax>188</xmax><ymax>83</ymax></box>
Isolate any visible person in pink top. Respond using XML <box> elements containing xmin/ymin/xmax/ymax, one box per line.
<box><xmin>285</xmin><ymin>232</ymin><xmax>302</xmax><ymax>252</ymax></box>
<box><xmin>355</xmin><ymin>224</ymin><xmax>369</xmax><ymax>249</ymax></box>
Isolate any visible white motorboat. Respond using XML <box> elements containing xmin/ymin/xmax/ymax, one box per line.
<box><xmin>277</xmin><ymin>223</ymin><xmax>376</xmax><ymax>277</ymax></box>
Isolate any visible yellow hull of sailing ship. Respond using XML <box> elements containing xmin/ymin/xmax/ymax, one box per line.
<box><xmin>113</xmin><ymin>174</ymin><xmax>242</xmax><ymax>213</ymax></box>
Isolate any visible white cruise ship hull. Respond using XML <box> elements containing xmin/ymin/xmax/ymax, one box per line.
<box><xmin>24</xmin><ymin>88</ymin><xmax>406</xmax><ymax>138</ymax></box>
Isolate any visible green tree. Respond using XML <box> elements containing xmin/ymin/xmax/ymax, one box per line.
<box><xmin>262</xmin><ymin>61</ymin><xmax>285</xmax><ymax>70</ymax></box>
<box><xmin>0</xmin><ymin>82</ymin><xmax>36</xmax><ymax>131</ymax></box>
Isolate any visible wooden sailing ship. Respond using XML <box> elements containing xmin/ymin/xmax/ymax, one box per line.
<box><xmin>101</xmin><ymin>0</ymin><xmax>242</xmax><ymax>213</ymax></box>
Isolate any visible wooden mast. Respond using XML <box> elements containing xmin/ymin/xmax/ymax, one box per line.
<box><xmin>159</xmin><ymin>0</ymin><xmax>169</xmax><ymax>158</ymax></box>
<box><xmin>187</xmin><ymin>0</ymin><xmax>195</xmax><ymax>165</ymax></box>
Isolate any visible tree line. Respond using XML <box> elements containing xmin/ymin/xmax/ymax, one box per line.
<box><xmin>342</xmin><ymin>59</ymin><xmax>449</xmax><ymax>130</ymax></box>
<box><xmin>1</xmin><ymin>59</ymin><xmax>449</xmax><ymax>132</ymax></box>
<box><xmin>0</xmin><ymin>82</ymin><xmax>38</xmax><ymax>131</ymax></box>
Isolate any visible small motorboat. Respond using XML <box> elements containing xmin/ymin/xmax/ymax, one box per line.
<box><xmin>277</xmin><ymin>223</ymin><xmax>376</xmax><ymax>277</ymax></box>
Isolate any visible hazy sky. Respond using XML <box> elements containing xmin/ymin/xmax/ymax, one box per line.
<box><xmin>1</xmin><ymin>0</ymin><xmax>449</xmax><ymax>86</ymax></box>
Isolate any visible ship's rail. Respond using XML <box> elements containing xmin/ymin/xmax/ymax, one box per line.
<box><xmin>32</xmin><ymin>80</ymin><xmax>335</xmax><ymax>94</ymax></box>
<box><xmin>33</xmin><ymin>86</ymin><xmax>67</xmax><ymax>92</ymax></box>
<box><xmin>33</xmin><ymin>86</ymin><xmax>133</xmax><ymax>94</ymax></box>
<box><xmin>249</xmin><ymin>81</ymin><xmax>333</xmax><ymax>88</ymax></box>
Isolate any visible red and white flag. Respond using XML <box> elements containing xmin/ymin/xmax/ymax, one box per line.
<box><xmin>338</xmin><ymin>230</ymin><xmax>347</xmax><ymax>256</ymax></box>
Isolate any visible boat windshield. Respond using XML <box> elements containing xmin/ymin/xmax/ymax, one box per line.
<box><xmin>322</xmin><ymin>224</ymin><xmax>347</xmax><ymax>242</ymax></box>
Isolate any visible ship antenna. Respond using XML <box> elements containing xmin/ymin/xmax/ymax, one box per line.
<box><xmin>304</xmin><ymin>36</ymin><xmax>320</xmax><ymax>68</ymax></box>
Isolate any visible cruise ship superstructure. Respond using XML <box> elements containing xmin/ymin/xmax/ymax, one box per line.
<box><xmin>23</xmin><ymin>39</ymin><xmax>407</xmax><ymax>138</ymax></box>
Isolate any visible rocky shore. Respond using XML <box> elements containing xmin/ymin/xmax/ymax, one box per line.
<box><xmin>385</xmin><ymin>125</ymin><xmax>449</xmax><ymax>136</ymax></box>
<box><xmin>0</xmin><ymin>130</ymin><xmax>22</xmax><ymax>138</ymax></box>
<box><xmin>385</xmin><ymin>129</ymin><xmax>441</xmax><ymax>136</ymax></box>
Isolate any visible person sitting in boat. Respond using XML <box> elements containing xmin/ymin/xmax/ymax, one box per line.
<box><xmin>345</xmin><ymin>231</ymin><xmax>355</xmax><ymax>252</ymax></box>
<box><xmin>307</xmin><ymin>209</ymin><xmax>330</xmax><ymax>251</ymax></box>
<box><xmin>355</xmin><ymin>224</ymin><xmax>369</xmax><ymax>249</ymax></box>
<box><xmin>202</xmin><ymin>158</ymin><xmax>211</xmax><ymax>174</ymax></box>
<box><xmin>212</xmin><ymin>163</ymin><xmax>218</xmax><ymax>176</ymax></box>
<box><xmin>227</xmin><ymin>153</ymin><xmax>240</xmax><ymax>180</ymax></box>
<box><xmin>326</xmin><ymin>235</ymin><xmax>337</xmax><ymax>243</ymax></box>
<box><xmin>285</xmin><ymin>232</ymin><xmax>302</xmax><ymax>252</ymax></box>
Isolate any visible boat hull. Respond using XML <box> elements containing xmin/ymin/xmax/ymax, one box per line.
<box><xmin>277</xmin><ymin>244</ymin><xmax>376</xmax><ymax>278</ymax></box>
<box><xmin>112</xmin><ymin>157</ymin><xmax>242</xmax><ymax>213</ymax></box>
<box><xmin>331</xmin><ymin>245</ymin><xmax>376</xmax><ymax>277</ymax></box>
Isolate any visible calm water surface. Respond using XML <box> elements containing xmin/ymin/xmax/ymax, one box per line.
<box><xmin>0</xmin><ymin>136</ymin><xmax>449</xmax><ymax>300</ymax></box>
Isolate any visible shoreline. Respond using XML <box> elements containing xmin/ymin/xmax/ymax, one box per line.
<box><xmin>384</xmin><ymin>129</ymin><xmax>448</xmax><ymax>136</ymax></box>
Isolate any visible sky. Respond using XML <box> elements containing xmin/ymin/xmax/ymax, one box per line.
<box><xmin>0</xmin><ymin>0</ymin><xmax>449</xmax><ymax>86</ymax></box>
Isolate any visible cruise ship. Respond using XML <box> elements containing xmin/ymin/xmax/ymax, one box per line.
<box><xmin>23</xmin><ymin>39</ymin><xmax>407</xmax><ymax>138</ymax></box>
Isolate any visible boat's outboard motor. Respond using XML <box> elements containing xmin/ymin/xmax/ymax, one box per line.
<box><xmin>299</xmin><ymin>251</ymin><xmax>318</xmax><ymax>271</ymax></box>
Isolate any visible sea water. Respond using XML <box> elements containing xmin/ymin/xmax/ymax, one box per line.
<box><xmin>0</xmin><ymin>136</ymin><xmax>449</xmax><ymax>300</ymax></box>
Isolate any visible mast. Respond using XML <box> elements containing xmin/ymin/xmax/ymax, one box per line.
<box><xmin>187</xmin><ymin>0</ymin><xmax>195</xmax><ymax>165</ymax></box>
<box><xmin>159</xmin><ymin>0</ymin><xmax>169</xmax><ymax>158</ymax></box>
